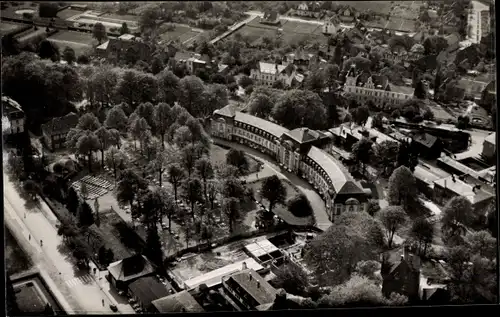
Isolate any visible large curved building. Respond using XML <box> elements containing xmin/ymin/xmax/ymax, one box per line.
<box><xmin>211</xmin><ymin>105</ymin><xmax>369</xmax><ymax>223</ymax></box>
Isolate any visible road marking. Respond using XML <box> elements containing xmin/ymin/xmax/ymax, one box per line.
<box><xmin>65</xmin><ymin>274</ymin><xmax>94</xmax><ymax>288</ymax></box>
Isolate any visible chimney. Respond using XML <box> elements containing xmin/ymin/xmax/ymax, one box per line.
<box><xmin>242</xmin><ymin>262</ymin><xmax>247</xmax><ymax>270</ymax></box>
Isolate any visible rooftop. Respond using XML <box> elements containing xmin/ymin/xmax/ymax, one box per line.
<box><xmin>258</xmin><ymin>62</ymin><xmax>287</xmax><ymax>75</ymax></box>
<box><xmin>412</xmin><ymin>133</ymin><xmax>438</xmax><ymax>148</ymax></box>
<box><xmin>128</xmin><ymin>276</ymin><xmax>170</xmax><ymax>310</ymax></box>
<box><xmin>118</xmin><ymin>33</ymin><xmax>135</xmax><ymax>41</ymax></box>
<box><xmin>433</xmin><ymin>175</ymin><xmax>494</xmax><ymax>204</ymax></box>
<box><xmin>151</xmin><ymin>291</ymin><xmax>204</xmax><ymax>313</ymax></box>
<box><xmin>183</xmin><ymin>258</ymin><xmax>263</xmax><ymax>290</ymax></box>
<box><xmin>306</xmin><ymin>145</ymin><xmax>349</xmax><ymax>192</ymax></box>
<box><xmin>235</xmin><ymin>112</ymin><xmax>289</xmax><ymax>139</ymax></box>
<box><xmin>224</xmin><ymin>269</ymin><xmax>278</xmax><ymax>306</ymax></box>
<box><xmin>285</xmin><ymin>127</ymin><xmax>322</xmax><ymax>144</ymax></box>
<box><xmin>107</xmin><ymin>254</ymin><xmax>155</xmax><ymax>283</ymax></box>
<box><xmin>485</xmin><ymin>132</ymin><xmax>495</xmax><ymax>145</ymax></box>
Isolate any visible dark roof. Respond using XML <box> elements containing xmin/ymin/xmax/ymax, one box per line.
<box><xmin>41</xmin><ymin>112</ymin><xmax>78</xmax><ymax>136</ymax></box>
<box><xmin>337</xmin><ymin>181</ymin><xmax>367</xmax><ymax>195</ymax></box>
<box><xmin>227</xmin><ymin>269</ymin><xmax>278</xmax><ymax>306</ymax></box>
<box><xmin>2</xmin><ymin>96</ymin><xmax>24</xmax><ymax>120</ymax></box>
<box><xmin>128</xmin><ymin>276</ymin><xmax>170</xmax><ymax>310</ymax></box>
<box><xmin>107</xmin><ymin>254</ymin><xmax>155</xmax><ymax>283</ymax></box>
<box><xmin>214</xmin><ymin>104</ymin><xmax>237</xmax><ymax>118</ymax></box>
<box><xmin>285</xmin><ymin>127</ymin><xmax>322</xmax><ymax>144</ymax></box>
<box><xmin>413</xmin><ymin>133</ymin><xmax>438</xmax><ymax>148</ymax></box>
<box><xmin>152</xmin><ymin>291</ymin><xmax>204</xmax><ymax>313</ymax></box>
<box><xmin>263</xmin><ymin>11</ymin><xmax>279</xmax><ymax>22</ymax></box>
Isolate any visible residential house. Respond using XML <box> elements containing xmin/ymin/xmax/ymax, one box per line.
<box><xmin>467</xmin><ymin>0</ymin><xmax>491</xmax><ymax>43</ymax></box>
<box><xmin>283</xmin><ymin>50</ymin><xmax>325</xmax><ymax>69</ymax></box>
<box><xmin>322</xmin><ymin>14</ymin><xmax>341</xmax><ymax>35</ymax></box>
<box><xmin>41</xmin><ymin>112</ymin><xmax>78</xmax><ymax>151</ymax></box>
<box><xmin>343</xmin><ymin>65</ymin><xmax>414</xmax><ymax>109</ymax></box>
<box><xmin>339</xmin><ymin>7</ymin><xmax>355</xmax><ymax>23</ymax></box>
<box><xmin>482</xmin><ymin>132</ymin><xmax>496</xmax><ymax>160</ymax></box>
<box><xmin>250</xmin><ymin>62</ymin><xmax>300</xmax><ymax>88</ymax></box>
<box><xmin>2</xmin><ymin>96</ymin><xmax>25</xmax><ymax>135</ymax></box>
<box><xmin>152</xmin><ymin>291</ymin><xmax>204</xmax><ymax>313</ymax></box>
<box><xmin>96</xmin><ymin>34</ymin><xmax>152</xmax><ymax>62</ymax></box>
<box><xmin>410</xmin><ymin>132</ymin><xmax>442</xmax><ymax>159</ymax></box>
<box><xmin>127</xmin><ymin>276</ymin><xmax>171</xmax><ymax>312</ymax></box>
<box><xmin>260</xmin><ymin>11</ymin><xmax>280</xmax><ymax>25</ymax></box>
<box><xmin>296</xmin><ymin>2</ymin><xmax>323</xmax><ymax>18</ymax></box>
<box><xmin>211</xmin><ymin>105</ymin><xmax>370</xmax><ymax>222</ymax></box>
<box><xmin>170</xmin><ymin>51</ymin><xmax>211</xmax><ymax>74</ymax></box>
<box><xmin>381</xmin><ymin>246</ymin><xmax>421</xmax><ymax>303</ymax></box>
<box><xmin>107</xmin><ymin>254</ymin><xmax>156</xmax><ymax>291</ymax></box>
<box><xmin>433</xmin><ymin>174</ymin><xmax>495</xmax><ymax>213</ymax></box>
<box><xmin>457</xmin><ymin>78</ymin><xmax>490</xmax><ymax>101</ymax></box>
<box><xmin>480</xmin><ymin>79</ymin><xmax>496</xmax><ymax>108</ymax></box>
<box><xmin>221</xmin><ymin>269</ymin><xmax>278</xmax><ymax>310</ymax></box>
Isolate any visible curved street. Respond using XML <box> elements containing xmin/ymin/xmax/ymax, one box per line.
<box><xmin>214</xmin><ymin>139</ymin><xmax>333</xmax><ymax>231</ymax></box>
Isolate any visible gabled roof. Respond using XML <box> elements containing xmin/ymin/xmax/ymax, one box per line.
<box><xmin>485</xmin><ymin>132</ymin><xmax>495</xmax><ymax>144</ymax></box>
<box><xmin>214</xmin><ymin>104</ymin><xmax>236</xmax><ymax>118</ymax></box>
<box><xmin>258</xmin><ymin>62</ymin><xmax>287</xmax><ymax>75</ymax></box>
<box><xmin>337</xmin><ymin>181</ymin><xmax>367</xmax><ymax>195</ymax></box>
<box><xmin>107</xmin><ymin>254</ymin><xmax>155</xmax><ymax>283</ymax></box>
<box><xmin>225</xmin><ymin>269</ymin><xmax>278</xmax><ymax>306</ymax></box>
<box><xmin>285</xmin><ymin>127</ymin><xmax>321</xmax><ymax>144</ymax></box>
<box><xmin>412</xmin><ymin>133</ymin><xmax>438</xmax><ymax>148</ymax></box>
<box><xmin>128</xmin><ymin>276</ymin><xmax>170</xmax><ymax>310</ymax></box>
<box><xmin>262</xmin><ymin>11</ymin><xmax>279</xmax><ymax>22</ymax></box>
<box><xmin>152</xmin><ymin>291</ymin><xmax>204</xmax><ymax>313</ymax></box>
<box><xmin>41</xmin><ymin>112</ymin><xmax>78</xmax><ymax>136</ymax></box>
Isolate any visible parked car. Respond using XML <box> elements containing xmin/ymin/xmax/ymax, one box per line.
<box><xmin>109</xmin><ymin>305</ymin><xmax>118</xmax><ymax>312</ymax></box>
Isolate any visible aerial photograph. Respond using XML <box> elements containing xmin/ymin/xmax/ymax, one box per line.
<box><xmin>2</xmin><ymin>0</ymin><xmax>497</xmax><ymax>315</ymax></box>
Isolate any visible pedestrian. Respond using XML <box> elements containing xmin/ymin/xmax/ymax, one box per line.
<box><xmin>102</xmin><ymin>299</ymin><xmax>105</xmax><ymax>307</ymax></box>
<box><xmin>24</xmin><ymin>213</ymin><xmax>26</xmax><ymax>219</ymax></box>
<box><xmin>40</xmin><ymin>240</ymin><xmax>43</xmax><ymax>246</ymax></box>
<box><xmin>28</xmin><ymin>234</ymin><xmax>31</xmax><ymax>241</ymax></box>
<box><xmin>93</xmin><ymin>268</ymin><xmax>97</xmax><ymax>275</ymax></box>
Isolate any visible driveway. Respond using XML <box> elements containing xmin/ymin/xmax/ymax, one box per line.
<box><xmin>214</xmin><ymin>139</ymin><xmax>332</xmax><ymax>231</ymax></box>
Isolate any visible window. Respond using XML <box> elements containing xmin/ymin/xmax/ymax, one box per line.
<box><xmin>335</xmin><ymin>204</ymin><xmax>342</xmax><ymax>215</ymax></box>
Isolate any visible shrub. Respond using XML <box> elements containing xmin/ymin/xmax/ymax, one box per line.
<box><xmin>287</xmin><ymin>194</ymin><xmax>313</xmax><ymax>218</ymax></box>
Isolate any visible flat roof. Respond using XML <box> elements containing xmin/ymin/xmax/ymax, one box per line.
<box><xmin>152</xmin><ymin>291</ymin><xmax>204</xmax><ymax>313</ymax></box>
<box><xmin>244</xmin><ymin>239</ymin><xmax>279</xmax><ymax>259</ymax></box>
<box><xmin>433</xmin><ymin>175</ymin><xmax>494</xmax><ymax>204</ymax></box>
<box><xmin>183</xmin><ymin>258</ymin><xmax>263</xmax><ymax>290</ymax></box>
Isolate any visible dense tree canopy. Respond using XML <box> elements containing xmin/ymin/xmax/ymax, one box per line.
<box><xmin>272</xmin><ymin>90</ymin><xmax>328</xmax><ymax>130</ymax></box>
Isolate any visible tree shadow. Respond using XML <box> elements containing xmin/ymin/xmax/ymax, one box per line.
<box><xmin>106</xmin><ymin>283</ymin><xmax>131</xmax><ymax>305</ymax></box>
<box><xmin>113</xmin><ymin>221</ymin><xmax>144</xmax><ymax>252</ymax></box>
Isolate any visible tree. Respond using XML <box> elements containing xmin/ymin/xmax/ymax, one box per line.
<box><xmin>105</xmin><ymin>104</ymin><xmax>128</xmax><ymax>132</ymax></box>
<box><xmin>139</xmin><ymin>7</ymin><xmax>159</xmax><ymax>32</ymax></box>
<box><xmin>423</xmin><ymin>109</ymin><xmax>435</xmax><ymax>121</ymax></box>
<box><xmin>38</xmin><ymin>39</ymin><xmax>59</xmax><ymax>60</ymax></box>
<box><xmin>92</xmin><ymin>23</ymin><xmax>108</xmax><ymax>45</ymax></box>
<box><xmin>423</xmin><ymin>36</ymin><xmax>449</xmax><ymax>55</ymax></box>
<box><xmin>366</xmin><ymin>199</ymin><xmax>381</xmax><ymax>217</ymax></box>
<box><xmin>304</xmin><ymin>212</ymin><xmax>385</xmax><ymax>286</ymax></box>
<box><xmin>105</xmin><ymin>147</ymin><xmax>128</xmax><ymax>180</ymax></box>
<box><xmin>145</xmin><ymin>225</ymin><xmax>163</xmax><ymax>265</ymax></box>
<box><xmin>287</xmin><ymin>194</ymin><xmax>313</xmax><ymax>218</ymax></box>
<box><xmin>225</xmin><ymin>149</ymin><xmax>249</xmax><ymax>175</ymax></box>
<box><xmin>116</xmin><ymin>69</ymin><xmax>143</xmax><ymax>108</ymax></box>
<box><xmin>272</xmin><ymin>90</ymin><xmax>328</xmax><ymax>130</ymax></box>
<box><xmin>247</xmin><ymin>93</ymin><xmax>273</xmax><ymax>119</ymax></box>
<box><xmin>76</xmin><ymin>113</ymin><xmax>101</xmax><ymax>132</ymax></box>
<box><xmin>178</xmin><ymin>75</ymin><xmax>205</xmax><ymax>116</ymax></box>
<box><xmin>351</xmin><ymin>138</ymin><xmax>373</xmax><ymax>176</ymax></box>
<box><xmin>120</xmin><ymin>22</ymin><xmax>130</xmax><ymax>35</ymax></box>
<box><xmin>95</xmin><ymin>127</ymin><xmax>112</xmax><ymax>167</ymax></box>
<box><xmin>305</xmin><ymin>69</ymin><xmax>326</xmax><ymax>93</ymax></box>
<box><xmin>76</xmin><ymin>131</ymin><xmax>100</xmax><ymax>172</ymax></box>
<box><xmin>116</xmin><ymin>168</ymin><xmax>148</xmax><ymax>210</ymax></box>
<box><xmin>202</xmin><ymin>84</ymin><xmax>229</xmax><ymax>117</ymax></box>
<box><xmin>238</xmin><ymin>75</ymin><xmax>253</xmax><ymax>88</ymax></box>
<box><xmin>323</xmin><ymin>64</ymin><xmax>340</xmax><ymax>91</ymax></box>
<box><xmin>150</xmin><ymin>147</ymin><xmax>171</xmax><ymax>186</ymax></box>
<box><xmin>66</xmin><ymin>186</ymin><xmax>80</xmax><ymax>215</ymax></box>
<box><xmin>156</xmin><ymin>70</ymin><xmax>179</xmax><ymax>105</ymax></box>
<box><xmin>23</xmin><ymin>180</ymin><xmax>40</xmax><ymax>199</ymax></box>
<box><xmin>206</xmin><ymin>179</ymin><xmax>220</xmax><ymax>209</ymax></box>
<box><xmin>222</xmin><ymin>197</ymin><xmax>240</xmax><ymax>234</ymax></box>
<box><xmin>419</xmin><ymin>10</ymin><xmax>431</xmax><ymax>23</ymax></box>
<box><xmin>168</xmin><ymin>163</ymin><xmax>185</xmax><ymax>202</ymax></box>
<box><xmin>173</xmin><ymin>126</ymin><xmax>193</xmax><ymax>148</ymax></box>
<box><xmin>410</xmin><ymin>217</ymin><xmax>434</xmax><ymax>256</ymax></box>
<box><xmin>441</xmin><ymin>196</ymin><xmax>474</xmax><ymax>239</ymax></box>
<box><xmin>195</xmin><ymin>157</ymin><xmax>214</xmax><ymax>200</ymax></box>
<box><xmin>130</xmin><ymin>117</ymin><xmax>151</xmax><ymax>154</ymax></box>
<box><xmin>261</xmin><ymin>176</ymin><xmax>287</xmax><ymax>214</ymax></box>
<box><xmin>98</xmin><ymin>246</ymin><xmax>114</xmax><ymax>266</ymax></box>
<box><xmin>387</xmin><ymin>166</ymin><xmax>418</xmax><ymax>211</ymax></box>
<box><xmin>413</xmin><ymin>81</ymin><xmax>426</xmax><ymax>99</ymax></box>
<box><xmin>318</xmin><ymin>274</ymin><xmax>407</xmax><ymax>307</ymax></box>
<box><xmin>396</xmin><ymin>140</ymin><xmax>419</xmax><ymax>172</ymax></box>
<box><xmin>77</xmin><ymin>54</ymin><xmax>90</xmax><ymax>64</ymax></box>
<box><xmin>151</xmin><ymin>56</ymin><xmax>164</xmax><ymax>75</ymax></box>
<box><xmin>62</xmin><ymin>46</ymin><xmax>76</xmax><ymax>65</ymax></box>
<box><xmin>182</xmin><ymin>178</ymin><xmax>203</xmax><ymax>218</ymax></box>
<box><xmin>39</xmin><ymin>3</ymin><xmax>59</xmax><ymax>17</ymax></box>
<box><xmin>78</xmin><ymin>201</ymin><xmax>94</xmax><ymax>227</ymax></box>
<box><xmin>222</xmin><ymin>176</ymin><xmax>245</xmax><ymax>200</ymax></box>
<box><xmin>152</xmin><ymin>102</ymin><xmax>171</xmax><ymax>147</ymax></box>
<box><xmin>371</xmin><ymin>113</ymin><xmax>384</xmax><ymax>130</ymax></box>
<box><xmin>272</xmin><ymin>263</ymin><xmax>310</xmax><ymax>296</ymax></box>
<box><xmin>374</xmin><ymin>140</ymin><xmax>399</xmax><ymax>176</ymax></box>
<box><xmin>355</xmin><ymin>260</ymin><xmax>382</xmax><ymax>283</ymax></box>
<box><xmin>464</xmin><ymin>230</ymin><xmax>496</xmax><ymax>260</ymax></box>
<box><xmin>378</xmin><ymin>206</ymin><xmax>407</xmax><ymax>248</ymax></box>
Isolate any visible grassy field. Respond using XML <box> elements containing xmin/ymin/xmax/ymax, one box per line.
<box><xmin>6</xmin><ymin>228</ymin><xmax>32</xmax><ymax>275</ymax></box>
<box><xmin>47</xmin><ymin>31</ymin><xmax>95</xmax><ymax>57</ymax></box>
<box><xmin>159</xmin><ymin>24</ymin><xmax>207</xmax><ymax>45</ymax></box>
<box><xmin>209</xmin><ymin>144</ymin><xmax>261</xmax><ymax>175</ymax></box>
<box><xmin>56</xmin><ymin>8</ymin><xmax>82</xmax><ymax>20</ymax></box>
<box><xmin>100</xmin><ymin>13</ymin><xmax>140</xmax><ymax>22</ymax></box>
<box><xmin>0</xmin><ymin>22</ymin><xmax>24</xmax><ymax>36</ymax></box>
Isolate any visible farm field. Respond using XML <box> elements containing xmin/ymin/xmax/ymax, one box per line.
<box><xmin>0</xmin><ymin>22</ymin><xmax>24</xmax><ymax>36</ymax></box>
<box><xmin>47</xmin><ymin>31</ymin><xmax>95</xmax><ymax>57</ymax></box>
<box><xmin>100</xmin><ymin>12</ymin><xmax>140</xmax><ymax>23</ymax></box>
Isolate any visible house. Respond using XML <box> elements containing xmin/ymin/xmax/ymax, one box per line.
<box><xmin>482</xmin><ymin>132</ymin><xmax>496</xmax><ymax>160</ymax></box>
<box><xmin>2</xmin><ymin>96</ymin><xmax>25</xmax><ymax>135</ymax></box>
<box><xmin>381</xmin><ymin>246</ymin><xmax>421</xmax><ymax>302</ymax></box>
<box><xmin>296</xmin><ymin>2</ymin><xmax>323</xmax><ymax>18</ymax></box>
<box><xmin>170</xmin><ymin>51</ymin><xmax>211</xmax><ymax>74</ymax></box>
<box><xmin>41</xmin><ymin>112</ymin><xmax>78</xmax><ymax>151</ymax></box>
<box><xmin>433</xmin><ymin>174</ymin><xmax>495</xmax><ymax>213</ymax></box>
<box><xmin>107</xmin><ymin>254</ymin><xmax>156</xmax><ymax>291</ymax></box>
<box><xmin>323</xmin><ymin>15</ymin><xmax>341</xmax><ymax>35</ymax></box>
<box><xmin>480</xmin><ymin>80</ymin><xmax>496</xmax><ymax>108</ymax></box>
<box><xmin>97</xmin><ymin>34</ymin><xmax>152</xmax><ymax>62</ymax></box>
<box><xmin>410</xmin><ymin>132</ymin><xmax>442</xmax><ymax>159</ymax></box>
<box><xmin>457</xmin><ymin>78</ymin><xmax>490</xmax><ymax>100</ymax></box>
<box><xmin>445</xmin><ymin>32</ymin><xmax>461</xmax><ymax>53</ymax></box>
<box><xmin>260</xmin><ymin>11</ymin><xmax>280</xmax><ymax>25</ymax></box>
<box><xmin>250</xmin><ymin>62</ymin><xmax>299</xmax><ymax>88</ymax></box>
<box><xmin>127</xmin><ymin>276</ymin><xmax>171</xmax><ymax>312</ymax></box>
<box><xmin>343</xmin><ymin>65</ymin><xmax>414</xmax><ymax>110</ymax></box>
<box><xmin>221</xmin><ymin>269</ymin><xmax>278</xmax><ymax>310</ymax></box>
<box><xmin>339</xmin><ymin>7</ymin><xmax>355</xmax><ymax>23</ymax></box>
<box><xmin>283</xmin><ymin>50</ymin><xmax>325</xmax><ymax>68</ymax></box>
<box><xmin>152</xmin><ymin>291</ymin><xmax>204</xmax><ymax>313</ymax></box>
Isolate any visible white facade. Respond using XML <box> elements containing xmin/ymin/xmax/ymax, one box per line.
<box><xmin>467</xmin><ymin>0</ymin><xmax>490</xmax><ymax>44</ymax></box>
<box><xmin>250</xmin><ymin>62</ymin><xmax>297</xmax><ymax>87</ymax></box>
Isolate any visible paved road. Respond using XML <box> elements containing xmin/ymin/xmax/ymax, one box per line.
<box><xmin>209</xmin><ymin>13</ymin><xmax>259</xmax><ymax>44</ymax></box>
<box><xmin>4</xmin><ymin>173</ymin><xmax>135</xmax><ymax>314</ymax></box>
<box><xmin>214</xmin><ymin>139</ymin><xmax>332</xmax><ymax>231</ymax></box>
<box><xmin>244</xmin><ymin>10</ymin><xmax>354</xmax><ymax>28</ymax></box>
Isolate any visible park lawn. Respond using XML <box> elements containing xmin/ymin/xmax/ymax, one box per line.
<box><xmin>159</xmin><ymin>25</ymin><xmax>193</xmax><ymax>42</ymax></box>
<box><xmin>97</xmin><ymin>210</ymin><xmax>140</xmax><ymax>259</ymax></box>
<box><xmin>48</xmin><ymin>30</ymin><xmax>96</xmax><ymax>45</ymax></box>
<box><xmin>0</xmin><ymin>22</ymin><xmax>24</xmax><ymax>36</ymax></box>
<box><xmin>209</xmin><ymin>144</ymin><xmax>261</xmax><ymax>175</ymax></box>
<box><xmin>57</xmin><ymin>8</ymin><xmax>82</xmax><ymax>20</ymax></box>
<box><xmin>99</xmin><ymin>13</ymin><xmax>140</xmax><ymax>23</ymax></box>
<box><xmin>6</xmin><ymin>228</ymin><xmax>33</xmax><ymax>275</ymax></box>
<box><xmin>281</xmin><ymin>21</ymin><xmax>320</xmax><ymax>35</ymax></box>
